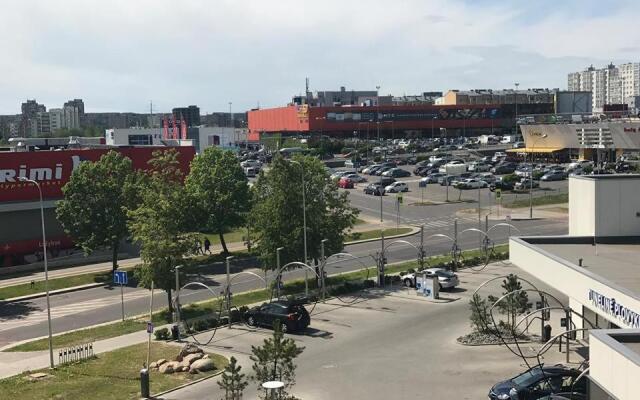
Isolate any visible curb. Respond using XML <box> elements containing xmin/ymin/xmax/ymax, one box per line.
<box><xmin>150</xmin><ymin>356</ymin><xmax>229</xmax><ymax>399</ymax></box>
<box><xmin>1</xmin><ymin>282</ymin><xmax>107</xmax><ymax>303</ymax></box>
<box><xmin>344</xmin><ymin>226</ymin><xmax>420</xmax><ymax>245</ymax></box>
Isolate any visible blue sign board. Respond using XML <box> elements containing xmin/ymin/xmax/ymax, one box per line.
<box><xmin>146</xmin><ymin>321</ymin><xmax>154</xmax><ymax>334</ymax></box>
<box><xmin>113</xmin><ymin>270</ymin><xmax>128</xmax><ymax>285</ymax></box>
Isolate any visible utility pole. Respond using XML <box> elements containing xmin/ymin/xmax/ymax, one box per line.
<box><xmin>174</xmin><ymin>265</ymin><xmax>182</xmax><ymax>342</ymax></box>
<box><xmin>320</xmin><ymin>239</ymin><xmax>327</xmax><ymax>301</ymax></box>
<box><xmin>226</xmin><ymin>256</ymin><xmax>233</xmax><ymax>329</ymax></box>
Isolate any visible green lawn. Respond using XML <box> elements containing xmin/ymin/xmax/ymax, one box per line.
<box><xmin>346</xmin><ymin>227</ymin><xmax>412</xmax><ymax>242</ymax></box>
<box><xmin>7</xmin><ymin>320</ymin><xmax>147</xmax><ymax>352</ymax></box>
<box><xmin>504</xmin><ymin>193</ymin><xmax>568</xmax><ymax>209</ymax></box>
<box><xmin>5</xmin><ymin>244</ymin><xmax>508</xmax><ymax>352</ymax></box>
<box><xmin>0</xmin><ymin>269</ymin><xmax>119</xmax><ymax>300</ymax></box>
<box><xmin>0</xmin><ymin>342</ymin><xmax>228</xmax><ymax>400</ymax></box>
<box><xmin>201</xmin><ymin>228</ymin><xmax>247</xmax><ymax>246</ymax></box>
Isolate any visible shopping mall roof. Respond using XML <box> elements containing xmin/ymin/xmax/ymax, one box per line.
<box><xmin>505</xmin><ymin>147</ymin><xmax>564</xmax><ymax>153</ymax></box>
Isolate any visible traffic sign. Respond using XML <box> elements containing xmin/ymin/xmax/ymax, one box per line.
<box><xmin>114</xmin><ymin>270</ymin><xmax>128</xmax><ymax>285</ymax></box>
<box><xmin>146</xmin><ymin>321</ymin><xmax>154</xmax><ymax>334</ymax></box>
<box><xmin>495</xmin><ymin>189</ymin><xmax>502</xmax><ymax>199</ymax></box>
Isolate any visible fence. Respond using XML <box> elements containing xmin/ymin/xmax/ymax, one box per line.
<box><xmin>58</xmin><ymin>342</ymin><xmax>94</xmax><ymax>365</ymax></box>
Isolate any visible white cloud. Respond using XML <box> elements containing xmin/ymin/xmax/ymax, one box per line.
<box><xmin>0</xmin><ymin>0</ymin><xmax>636</xmax><ymax>114</ymax></box>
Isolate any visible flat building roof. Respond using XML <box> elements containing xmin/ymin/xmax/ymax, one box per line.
<box><xmin>536</xmin><ymin>242</ymin><xmax>640</xmax><ymax>295</ymax></box>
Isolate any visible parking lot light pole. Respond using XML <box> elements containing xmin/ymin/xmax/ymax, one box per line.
<box><xmin>174</xmin><ymin>265</ymin><xmax>182</xmax><ymax>341</ymax></box>
<box><xmin>529</xmin><ymin>134</ymin><xmax>548</xmax><ymax>219</ymax></box>
<box><xmin>18</xmin><ymin>177</ymin><xmax>54</xmax><ymax>369</ymax></box>
<box><xmin>226</xmin><ymin>256</ymin><xmax>233</xmax><ymax>328</ymax></box>
<box><xmin>276</xmin><ymin>247</ymin><xmax>284</xmax><ymax>298</ymax></box>
<box><xmin>320</xmin><ymin>239</ymin><xmax>328</xmax><ymax>301</ymax></box>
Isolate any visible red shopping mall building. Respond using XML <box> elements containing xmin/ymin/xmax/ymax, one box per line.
<box><xmin>0</xmin><ymin>143</ymin><xmax>195</xmax><ymax>267</ymax></box>
<box><xmin>247</xmin><ymin>103</ymin><xmax>554</xmax><ymax>141</ymax></box>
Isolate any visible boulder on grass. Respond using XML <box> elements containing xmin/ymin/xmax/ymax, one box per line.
<box><xmin>201</xmin><ymin>354</ymin><xmax>209</xmax><ymax>359</ymax></box>
<box><xmin>149</xmin><ymin>362</ymin><xmax>157</xmax><ymax>369</ymax></box>
<box><xmin>156</xmin><ymin>359</ymin><xmax>167</xmax><ymax>366</ymax></box>
<box><xmin>182</xmin><ymin>353</ymin><xmax>203</xmax><ymax>365</ymax></box>
<box><xmin>189</xmin><ymin>358</ymin><xmax>214</xmax><ymax>373</ymax></box>
<box><xmin>178</xmin><ymin>343</ymin><xmax>204</xmax><ymax>361</ymax></box>
<box><xmin>159</xmin><ymin>363</ymin><xmax>174</xmax><ymax>374</ymax></box>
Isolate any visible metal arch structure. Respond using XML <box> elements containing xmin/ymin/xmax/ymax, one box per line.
<box><xmin>275</xmin><ymin>261</ymin><xmax>321</xmax><ymax>299</ymax></box>
<box><xmin>176</xmin><ymin>281</ymin><xmax>227</xmax><ymax>346</ymax></box>
<box><xmin>321</xmin><ymin>252</ymin><xmax>376</xmax><ymax>303</ymax></box>
<box><xmin>487</xmin><ymin>223</ymin><xmax>521</xmax><ymax>235</ymax></box>
<box><xmin>424</xmin><ymin>233</ymin><xmax>462</xmax><ymax>271</ymax></box>
<box><xmin>458</xmin><ymin>228</ymin><xmax>495</xmax><ymax>271</ymax></box>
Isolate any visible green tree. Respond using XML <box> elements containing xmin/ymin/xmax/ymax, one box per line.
<box><xmin>469</xmin><ymin>293</ymin><xmax>490</xmax><ymax>334</ymax></box>
<box><xmin>56</xmin><ymin>150</ymin><xmax>140</xmax><ymax>273</ymax></box>
<box><xmin>251</xmin><ymin>154</ymin><xmax>359</xmax><ymax>269</ymax></box>
<box><xmin>251</xmin><ymin>322</ymin><xmax>304</xmax><ymax>400</ymax></box>
<box><xmin>488</xmin><ymin>274</ymin><xmax>530</xmax><ymax>330</ymax></box>
<box><xmin>185</xmin><ymin>147</ymin><xmax>250</xmax><ymax>255</ymax></box>
<box><xmin>128</xmin><ymin>149</ymin><xmax>198</xmax><ymax>312</ymax></box>
<box><xmin>218</xmin><ymin>356</ymin><xmax>248</xmax><ymax>400</ymax></box>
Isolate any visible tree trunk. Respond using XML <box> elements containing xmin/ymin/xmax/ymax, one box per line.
<box><xmin>112</xmin><ymin>242</ymin><xmax>119</xmax><ymax>273</ymax></box>
<box><xmin>219</xmin><ymin>231</ymin><xmax>229</xmax><ymax>255</ymax></box>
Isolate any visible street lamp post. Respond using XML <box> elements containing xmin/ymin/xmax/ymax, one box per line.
<box><xmin>529</xmin><ymin>134</ymin><xmax>548</xmax><ymax>219</ymax></box>
<box><xmin>514</xmin><ymin>83</ymin><xmax>519</xmax><ymax>137</ymax></box>
<box><xmin>289</xmin><ymin>160</ymin><xmax>308</xmax><ymax>297</ymax></box>
<box><xmin>19</xmin><ymin>177</ymin><xmax>54</xmax><ymax>368</ymax></box>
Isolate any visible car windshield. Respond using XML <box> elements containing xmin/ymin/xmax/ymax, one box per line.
<box><xmin>512</xmin><ymin>367</ymin><xmax>545</xmax><ymax>387</ymax></box>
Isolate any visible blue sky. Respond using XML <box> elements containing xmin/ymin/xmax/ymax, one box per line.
<box><xmin>1</xmin><ymin>0</ymin><xmax>637</xmax><ymax>114</ymax></box>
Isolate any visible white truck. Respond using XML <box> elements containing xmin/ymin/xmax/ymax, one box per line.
<box><xmin>439</xmin><ymin>161</ymin><xmax>467</xmax><ymax>175</ymax></box>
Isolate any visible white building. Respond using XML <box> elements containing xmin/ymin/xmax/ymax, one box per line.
<box><xmin>105</xmin><ymin>126</ymin><xmax>247</xmax><ymax>153</ymax></box>
<box><xmin>568</xmin><ymin>63</ymin><xmax>640</xmax><ymax>112</ymax></box>
<box><xmin>510</xmin><ymin>175</ymin><xmax>640</xmax><ymax>399</ymax></box>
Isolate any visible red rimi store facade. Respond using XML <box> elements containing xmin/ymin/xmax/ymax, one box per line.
<box><xmin>247</xmin><ymin>103</ymin><xmax>554</xmax><ymax>140</ymax></box>
<box><xmin>0</xmin><ymin>146</ymin><xmax>195</xmax><ymax>267</ymax></box>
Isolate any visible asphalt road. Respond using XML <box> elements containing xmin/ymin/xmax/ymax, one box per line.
<box><xmin>0</xmin><ymin>214</ymin><xmax>566</xmax><ymax>348</ymax></box>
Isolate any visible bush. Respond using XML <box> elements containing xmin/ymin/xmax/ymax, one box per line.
<box><xmin>193</xmin><ymin>319</ymin><xmax>209</xmax><ymax>332</ymax></box>
<box><xmin>501</xmin><ymin>173</ymin><xmax>519</xmax><ymax>184</ymax></box>
<box><xmin>207</xmin><ymin>318</ymin><xmax>218</xmax><ymax>328</ymax></box>
<box><xmin>407</xmin><ymin>268</ymin><xmax>416</xmax><ymax>274</ymax></box>
<box><xmin>363</xmin><ymin>279</ymin><xmax>376</xmax><ymax>288</ymax></box>
<box><xmin>154</xmin><ymin>327</ymin><xmax>170</xmax><ymax>341</ymax></box>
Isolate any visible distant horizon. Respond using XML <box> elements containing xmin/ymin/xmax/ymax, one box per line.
<box><xmin>1</xmin><ymin>0</ymin><xmax>637</xmax><ymax>114</ymax></box>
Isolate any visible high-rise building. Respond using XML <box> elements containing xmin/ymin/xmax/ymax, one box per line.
<box><xmin>64</xmin><ymin>99</ymin><xmax>85</xmax><ymax>115</ymax></box>
<box><xmin>568</xmin><ymin>63</ymin><xmax>640</xmax><ymax>112</ymax></box>
<box><xmin>172</xmin><ymin>105</ymin><xmax>200</xmax><ymax>127</ymax></box>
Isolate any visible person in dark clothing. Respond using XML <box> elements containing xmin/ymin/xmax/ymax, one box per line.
<box><xmin>203</xmin><ymin>237</ymin><xmax>211</xmax><ymax>254</ymax></box>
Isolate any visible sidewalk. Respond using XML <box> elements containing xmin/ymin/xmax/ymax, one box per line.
<box><xmin>455</xmin><ymin>203</ymin><xmax>568</xmax><ymax>222</ymax></box>
<box><xmin>0</xmin><ymin>326</ymin><xmax>168</xmax><ymax>379</ymax></box>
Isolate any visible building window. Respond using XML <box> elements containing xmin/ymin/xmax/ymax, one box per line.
<box><xmin>207</xmin><ymin>135</ymin><xmax>220</xmax><ymax>146</ymax></box>
<box><xmin>128</xmin><ymin>134</ymin><xmax>152</xmax><ymax>145</ymax></box>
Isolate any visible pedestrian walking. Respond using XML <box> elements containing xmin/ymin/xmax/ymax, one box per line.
<box><xmin>204</xmin><ymin>237</ymin><xmax>211</xmax><ymax>254</ymax></box>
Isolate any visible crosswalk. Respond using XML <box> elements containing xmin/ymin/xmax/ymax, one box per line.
<box><xmin>0</xmin><ymin>289</ymin><xmax>151</xmax><ymax>333</ymax></box>
<box><xmin>400</xmin><ymin>215</ymin><xmax>480</xmax><ymax>230</ymax></box>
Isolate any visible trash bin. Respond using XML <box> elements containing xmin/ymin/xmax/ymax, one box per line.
<box><xmin>140</xmin><ymin>368</ymin><xmax>150</xmax><ymax>398</ymax></box>
<box><xmin>171</xmin><ymin>324</ymin><xmax>179</xmax><ymax>341</ymax></box>
<box><xmin>543</xmin><ymin>324</ymin><xmax>552</xmax><ymax>342</ymax></box>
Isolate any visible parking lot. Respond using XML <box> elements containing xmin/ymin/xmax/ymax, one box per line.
<box><xmin>162</xmin><ymin>262</ymin><xmax>580</xmax><ymax>400</ymax></box>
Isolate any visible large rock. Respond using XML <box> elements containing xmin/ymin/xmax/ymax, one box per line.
<box><xmin>182</xmin><ymin>353</ymin><xmax>203</xmax><ymax>365</ymax></box>
<box><xmin>159</xmin><ymin>363</ymin><xmax>174</xmax><ymax>374</ymax></box>
<box><xmin>149</xmin><ymin>362</ymin><xmax>157</xmax><ymax>369</ymax></box>
<box><xmin>189</xmin><ymin>358</ymin><xmax>214</xmax><ymax>373</ymax></box>
<box><xmin>156</xmin><ymin>359</ymin><xmax>167</xmax><ymax>366</ymax></box>
<box><xmin>178</xmin><ymin>343</ymin><xmax>204</xmax><ymax>361</ymax></box>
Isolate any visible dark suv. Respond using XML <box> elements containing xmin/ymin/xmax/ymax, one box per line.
<box><xmin>245</xmin><ymin>300</ymin><xmax>310</xmax><ymax>333</ymax></box>
<box><xmin>364</xmin><ymin>183</ymin><xmax>384</xmax><ymax>196</ymax></box>
<box><xmin>488</xmin><ymin>365</ymin><xmax>586</xmax><ymax>400</ymax></box>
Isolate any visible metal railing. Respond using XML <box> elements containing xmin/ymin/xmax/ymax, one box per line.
<box><xmin>58</xmin><ymin>342</ymin><xmax>94</xmax><ymax>365</ymax></box>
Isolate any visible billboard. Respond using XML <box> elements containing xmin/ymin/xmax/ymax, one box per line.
<box><xmin>0</xmin><ymin>146</ymin><xmax>195</xmax><ymax>203</ymax></box>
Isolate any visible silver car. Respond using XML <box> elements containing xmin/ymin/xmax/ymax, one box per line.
<box><xmin>400</xmin><ymin>268</ymin><xmax>460</xmax><ymax>289</ymax></box>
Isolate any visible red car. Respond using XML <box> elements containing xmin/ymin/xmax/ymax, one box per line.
<box><xmin>338</xmin><ymin>177</ymin><xmax>355</xmax><ymax>189</ymax></box>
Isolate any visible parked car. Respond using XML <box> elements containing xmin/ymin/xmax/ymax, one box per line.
<box><xmin>488</xmin><ymin>365</ymin><xmax>587</xmax><ymax>400</ymax></box>
<box><xmin>491</xmin><ymin>163</ymin><xmax>517</xmax><ymax>175</ymax></box>
<box><xmin>491</xmin><ymin>151</ymin><xmax>507</xmax><ymax>163</ymax></box>
<box><xmin>515</xmin><ymin>178</ymin><xmax>540</xmax><ymax>190</ymax></box>
<box><xmin>343</xmin><ymin>173</ymin><xmax>367</xmax><ymax>183</ymax></box>
<box><xmin>439</xmin><ymin>175</ymin><xmax>459</xmax><ymax>186</ymax></box>
<box><xmin>362</xmin><ymin>165</ymin><xmax>382</xmax><ymax>175</ymax></box>
<box><xmin>421</xmin><ymin>173</ymin><xmax>446</xmax><ymax>184</ymax></box>
<box><xmin>490</xmin><ymin>180</ymin><xmax>515</xmax><ymax>192</ymax></box>
<box><xmin>413</xmin><ymin>165</ymin><xmax>429</xmax><ymax>176</ymax></box>
<box><xmin>244</xmin><ymin>166</ymin><xmax>259</xmax><ymax>177</ymax></box>
<box><xmin>455</xmin><ymin>178</ymin><xmax>488</xmax><ymax>190</ymax></box>
<box><xmin>373</xmin><ymin>166</ymin><xmax>394</xmax><ymax>176</ymax></box>
<box><xmin>363</xmin><ymin>183</ymin><xmax>384</xmax><ymax>196</ymax></box>
<box><xmin>245</xmin><ymin>300</ymin><xmax>311</xmax><ymax>333</ymax></box>
<box><xmin>240</xmin><ymin>159</ymin><xmax>262</xmax><ymax>169</ymax></box>
<box><xmin>400</xmin><ymin>268</ymin><xmax>459</xmax><ymax>290</ymax></box>
<box><xmin>338</xmin><ymin>177</ymin><xmax>354</xmax><ymax>189</ymax></box>
<box><xmin>476</xmin><ymin>172</ymin><xmax>497</xmax><ymax>184</ymax></box>
<box><xmin>468</xmin><ymin>162</ymin><xmax>492</xmax><ymax>172</ymax></box>
<box><xmin>382</xmin><ymin>168</ymin><xmax>411</xmax><ymax>178</ymax></box>
<box><xmin>540</xmin><ymin>171</ymin><xmax>566</xmax><ymax>181</ymax></box>
<box><xmin>330</xmin><ymin>171</ymin><xmax>350</xmax><ymax>180</ymax></box>
<box><xmin>384</xmin><ymin>182</ymin><xmax>409</xmax><ymax>193</ymax></box>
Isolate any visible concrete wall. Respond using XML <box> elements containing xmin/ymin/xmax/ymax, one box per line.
<box><xmin>510</xmin><ymin>237</ymin><xmax>640</xmax><ymax>330</ymax></box>
<box><xmin>590</xmin><ymin>330</ymin><xmax>640</xmax><ymax>400</ymax></box>
<box><xmin>569</xmin><ymin>177</ymin><xmax>596</xmax><ymax>236</ymax></box>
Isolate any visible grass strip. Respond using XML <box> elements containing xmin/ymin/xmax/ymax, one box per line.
<box><xmin>0</xmin><ymin>342</ymin><xmax>228</xmax><ymax>400</ymax></box>
<box><xmin>346</xmin><ymin>227</ymin><xmax>412</xmax><ymax>242</ymax></box>
<box><xmin>0</xmin><ymin>270</ymin><xmax>120</xmax><ymax>301</ymax></box>
<box><xmin>504</xmin><ymin>193</ymin><xmax>568</xmax><ymax>208</ymax></box>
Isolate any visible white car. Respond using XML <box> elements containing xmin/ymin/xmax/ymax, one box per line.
<box><xmin>400</xmin><ymin>268</ymin><xmax>460</xmax><ymax>289</ymax></box>
<box><xmin>384</xmin><ymin>182</ymin><xmax>408</xmax><ymax>193</ymax></box>
<box><xmin>240</xmin><ymin>159</ymin><xmax>262</xmax><ymax>168</ymax></box>
<box><xmin>455</xmin><ymin>178</ymin><xmax>488</xmax><ymax>189</ymax></box>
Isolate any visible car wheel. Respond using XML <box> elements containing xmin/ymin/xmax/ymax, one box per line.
<box><xmin>404</xmin><ymin>278</ymin><xmax>413</xmax><ymax>287</ymax></box>
<box><xmin>247</xmin><ymin>316</ymin><xmax>256</xmax><ymax>326</ymax></box>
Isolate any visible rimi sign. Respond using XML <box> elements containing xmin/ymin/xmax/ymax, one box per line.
<box><xmin>588</xmin><ymin>289</ymin><xmax>640</xmax><ymax>328</ymax></box>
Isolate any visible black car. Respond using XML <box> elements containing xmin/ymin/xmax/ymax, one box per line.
<box><xmin>364</xmin><ymin>183</ymin><xmax>385</xmax><ymax>195</ymax></box>
<box><xmin>488</xmin><ymin>365</ymin><xmax>586</xmax><ymax>400</ymax></box>
<box><xmin>491</xmin><ymin>163</ymin><xmax>517</xmax><ymax>174</ymax></box>
<box><xmin>489</xmin><ymin>180</ymin><xmax>515</xmax><ymax>191</ymax></box>
<box><xmin>384</xmin><ymin>168</ymin><xmax>411</xmax><ymax>178</ymax></box>
<box><xmin>245</xmin><ymin>300</ymin><xmax>310</xmax><ymax>333</ymax></box>
<box><xmin>413</xmin><ymin>166</ymin><xmax>429</xmax><ymax>176</ymax></box>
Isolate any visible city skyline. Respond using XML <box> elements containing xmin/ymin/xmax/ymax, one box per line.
<box><xmin>1</xmin><ymin>0</ymin><xmax>638</xmax><ymax>114</ymax></box>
